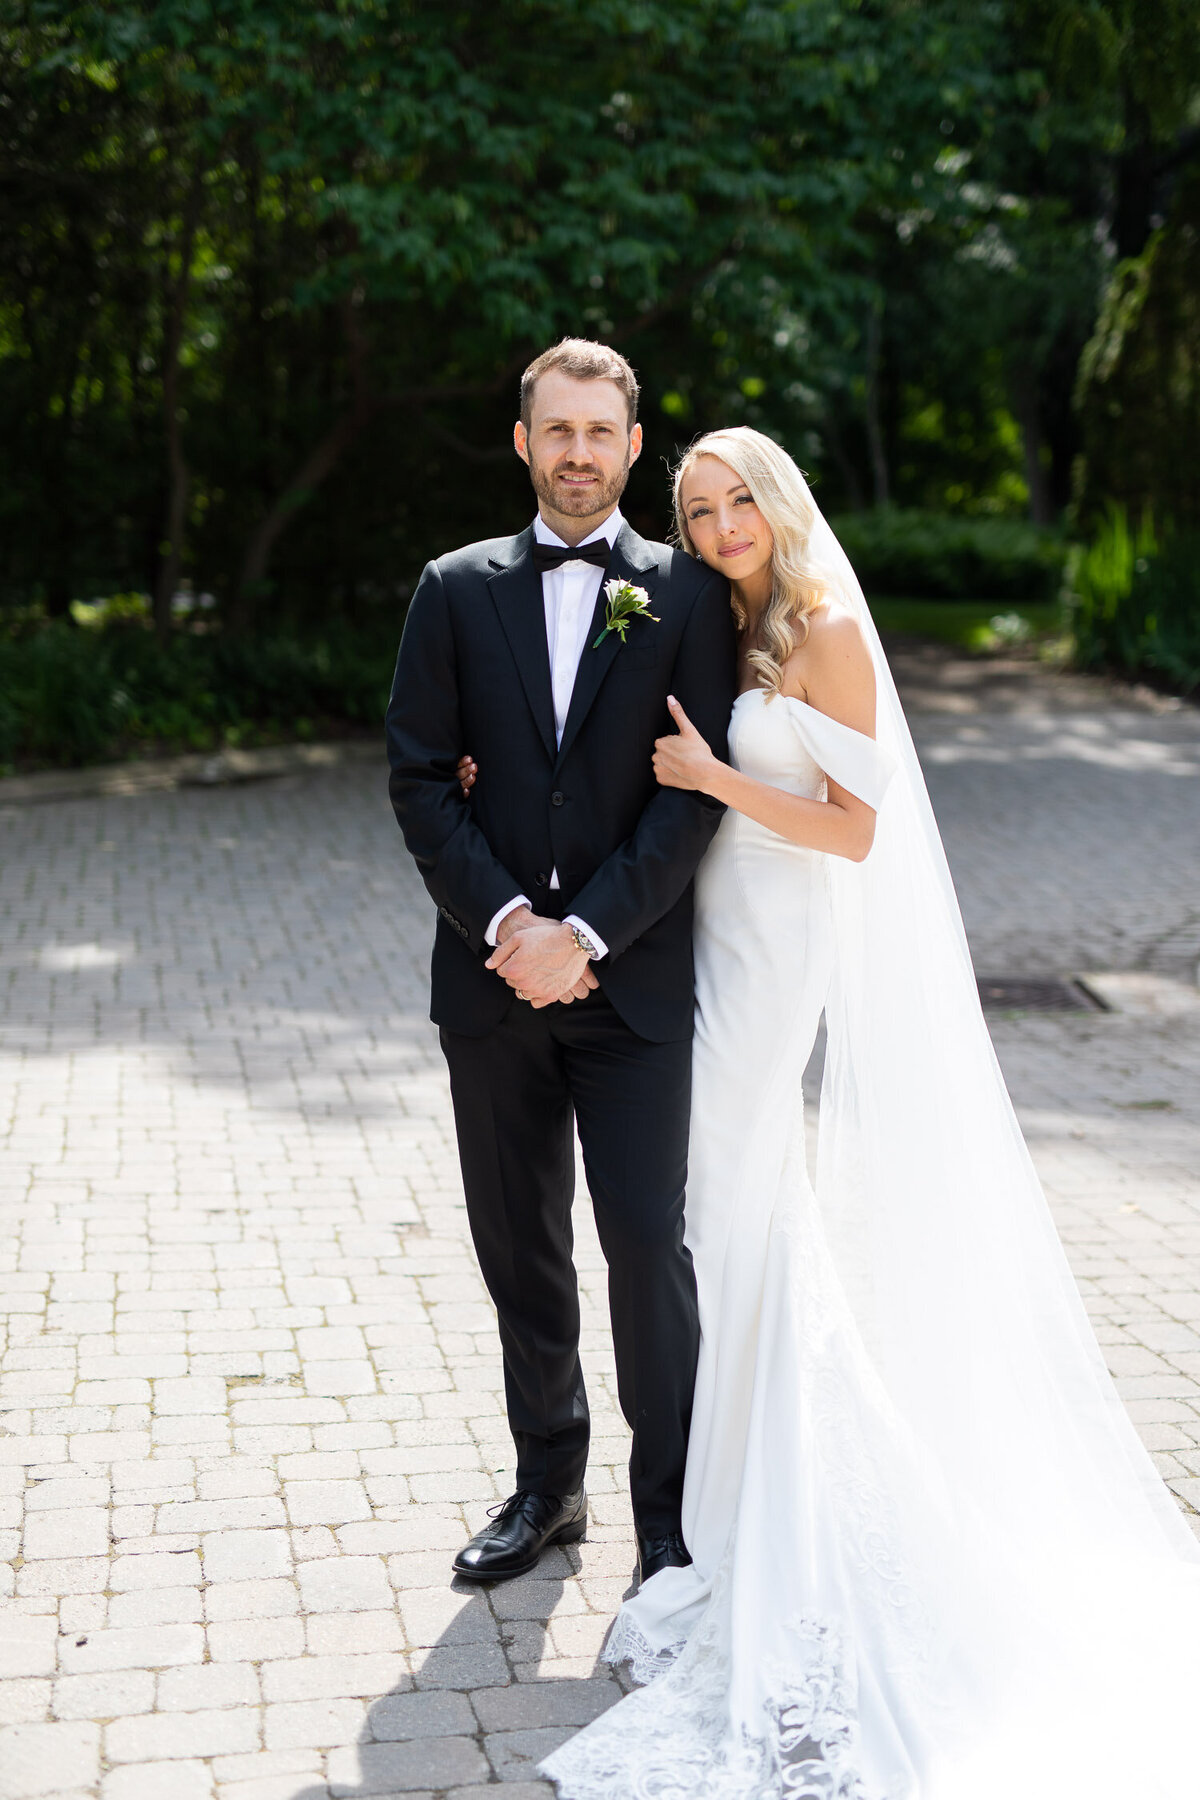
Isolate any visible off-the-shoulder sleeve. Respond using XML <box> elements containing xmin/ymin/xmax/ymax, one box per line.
<box><xmin>783</xmin><ymin>697</ymin><xmax>896</xmax><ymax>809</ymax></box>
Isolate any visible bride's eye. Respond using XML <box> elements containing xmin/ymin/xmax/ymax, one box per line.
<box><xmin>688</xmin><ymin>506</ymin><xmax>711</xmax><ymax>520</ymax></box>
<box><xmin>734</xmin><ymin>493</ymin><xmax>754</xmax><ymax>506</ymax></box>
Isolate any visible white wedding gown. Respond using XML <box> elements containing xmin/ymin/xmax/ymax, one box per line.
<box><xmin>542</xmin><ymin>675</ymin><xmax>1200</xmax><ymax>1798</ymax></box>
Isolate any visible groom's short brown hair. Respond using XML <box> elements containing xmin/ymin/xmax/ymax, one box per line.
<box><xmin>520</xmin><ymin>339</ymin><xmax>640</xmax><ymax>431</ymax></box>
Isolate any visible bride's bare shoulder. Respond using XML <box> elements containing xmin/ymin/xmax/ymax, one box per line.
<box><xmin>782</xmin><ymin>601</ymin><xmax>876</xmax><ymax>729</ymax></box>
<box><xmin>806</xmin><ymin>597</ymin><xmax>870</xmax><ymax>655</ymax></box>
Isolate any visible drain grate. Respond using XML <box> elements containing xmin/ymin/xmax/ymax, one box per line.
<box><xmin>977</xmin><ymin>976</ymin><xmax>1108</xmax><ymax>1016</ymax></box>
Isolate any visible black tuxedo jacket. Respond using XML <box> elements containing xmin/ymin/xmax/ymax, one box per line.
<box><xmin>386</xmin><ymin>521</ymin><xmax>737</xmax><ymax>1042</ymax></box>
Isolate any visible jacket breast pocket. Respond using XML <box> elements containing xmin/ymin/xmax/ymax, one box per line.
<box><xmin>611</xmin><ymin>644</ymin><xmax>659</xmax><ymax>673</ymax></box>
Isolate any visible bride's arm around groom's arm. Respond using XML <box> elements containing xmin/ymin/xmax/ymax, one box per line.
<box><xmin>386</xmin><ymin>557</ymin><xmax>526</xmax><ymax>952</ymax></box>
<box><xmin>654</xmin><ymin>607</ymin><xmax>880</xmax><ymax>864</ymax></box>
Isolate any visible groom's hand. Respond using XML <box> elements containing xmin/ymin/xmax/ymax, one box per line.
<box><xmin>486</xmin><ymin>918</ymin><xmax>593</xmax><ymax>1007</ymax></box>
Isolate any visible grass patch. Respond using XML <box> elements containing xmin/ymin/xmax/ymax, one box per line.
<box><xmin>868</xmin><ymin>598</ymin><xmax>1061</xmax><ymax>653</ymax></box>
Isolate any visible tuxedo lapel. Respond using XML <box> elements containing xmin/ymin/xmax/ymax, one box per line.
<box><xmin>486</xmin><ymin>529</ymin><xmax>558</xmax><ymax>762</ymax></box>
<box><xmin>554</xmin><ymin>524</ymin><xmax>659</xmax><ymax>768</ymax></box>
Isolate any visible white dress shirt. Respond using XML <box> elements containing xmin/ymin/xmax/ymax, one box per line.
<box><xmin>484</xmin><ymin>509</ymin><xmax>626</xmax><ymax>959</ymax></box>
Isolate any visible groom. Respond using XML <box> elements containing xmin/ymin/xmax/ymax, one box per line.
<box><xmin>386</xmin><ymin>339</ymin><xmax>736</xmax><ymax>1583</ymax></box>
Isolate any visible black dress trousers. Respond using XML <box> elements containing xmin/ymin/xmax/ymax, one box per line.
<box><xmin>440</xmin><ymin>987</ymin><xmax>698</xmax><ymax>1536</ymax></box>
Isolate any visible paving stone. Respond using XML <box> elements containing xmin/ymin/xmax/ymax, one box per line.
<box><xmin>260</xmin><ymin>1652</ymin><xmax>407</xmax><ymax>1703</ymax></box>
<box><xmin>201</xmin><ymin>1529</ymin><xmax>293</xmax><ymax>1583</ymax></box>
<box><xmin>58</xmin><ymin>1624</ymin><xmax>205</xmax><ymax>1675</ymax></box>
<box><xmin>483</xmin><ymin>1726</ymin><xmax>575</xmax><ymax>1782</ymax></box>
<box><xmin>22</xmin><ymin>1508</ymin><xmax>109</xmax><ymax>1561</ymax></box>
<box><xmin>471</xmin><ymin>1679</ymin><xmax>619</xmax><ymax>1731</ymax></box>
<box><xmin>105</xmin><ymin>1705</ymin><xmax>260</xmax><ymax>1762</ymax></box>
<box><xmin>206</xmin><ymin>1618</ymin><xmax>306</xmax><ymax>1664</ymax></box>
<box><xmin>305</xmin><ymin>1610</ymin><xmax>405</xmax><ymax>1656</ymax></box>
<box><xmin>214</xmin><ymin>1775</ymin><xmax>328</xmax><ymax>1800</ymax></box>
<box><xmin>397</xmin><ymin>1589</ymin><xmax>499</xmax><ymax>1648</ymax></box>
<box><xmin>102</xmin><ymin>1758</ymin><xmax>214</xmax><ymax>1799</ymax></box>
<box><xmin>204</xmin><ymin>1579</ymin><xmax>299</xmax><ymax>1623</ymax></box>
<box><xmin>108</xmin><ymin>1586</ymin><xmax>204</xmax><ymax>1629</ymax></box>
<box><xmin>156</xmin><ymin>1662</ymin><xmax>260</xmax><ymax>1711</ymax></box>
<box><xmin>366</xmin><ymin>1688</ymin><xmax>475</xmax><ymax>1740</ymax></box>
<box><xmin>153</xmin><ymin>1378</ymin><xmax>228</xmax><ymax>1416</ymax></box>
<box><xmin>409</xmin><ymin>1644</ymin><xmax>510</xmax><ymax>1691</ymax></box>
<box><xmin>210</xmin><ymin>1748</ymin><xmax>323</xmax><ymax>1783</ymax></box>
<box><xmin>110</xmin><ymin>1551</ymin><xmax>203</xmax><ymax>1591</ymax></box>
<box><xmin>284</xmin><ymin>1480</ymin><xmax>372</xmax><ymax>1527</ymax></box>
<box><xmin>448</xmin><ymin>1787</ymin><xmax>553</xmax><ymax>1800</ymax></box>
<box><xmin>297</xmin><ymin>1558</ymin><xmax>393</xmax><ymax>1615</ymax></box>
<box><xmin>0</xmin><ymin>1678</ymin><xmax>51</xmax><ymax>1725</ymax></box>
<box><xmin>0</xmin><ymin>1614</ymin><xmax>57</xmax><ymax>1679</ymax></box>
<box><xmin>0</xmin><ymin>1720</ymin><xmax>100</xmax><ymax>1799</ymax></box>
<box><xmin>326</xmin><ymin>1736</ymin><xmax>489</xmax><ymax>1794</ymax></box>
<box><xmin>262</xmin><ymin>1697</ymin><xmax>367</xmax><ymax>1751</ymax></box>
<box><xmin>52</xmin><ymin>1669</ymin><xmax>155</xmax><ymax>1721</ymax></box>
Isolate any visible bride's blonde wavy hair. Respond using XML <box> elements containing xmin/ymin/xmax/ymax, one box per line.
<box><xmin>673</xmin><ymin>427</ymin><xmax>829</xmax><ymax>696</ymax></box>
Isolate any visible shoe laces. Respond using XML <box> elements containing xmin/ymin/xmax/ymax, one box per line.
<box><xmin>487</xmin><ymin>1489</ymin><xmax>554</xmax><ymax>1524</ymax></box>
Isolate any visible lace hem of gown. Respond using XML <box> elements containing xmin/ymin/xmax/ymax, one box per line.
<box><xmin>600</xmin><ymin>1610</ymin><xmax>687</xmax><ymax>1686</ymax></box>
<box><xmin>543</xmin><ymin>1597</ymin><xmax>878</xmax><ymax>1800</ymax></box>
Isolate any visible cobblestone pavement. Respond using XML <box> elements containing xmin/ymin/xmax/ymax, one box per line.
<box><xmin>1</xmin><ymin>661</ymin><xmax>1199</xmax><ymax>1800</ymax></box>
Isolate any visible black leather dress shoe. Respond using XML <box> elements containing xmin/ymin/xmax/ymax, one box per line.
<box><xmin>453</xmin><ymin>1488</ymin><xmax>587</xmax><ymax>1583</ymax></box>
<box><xmin>636</xmin><ymin>1528</ymin><xmax>692</xmax><ymax>1583</ymax></box>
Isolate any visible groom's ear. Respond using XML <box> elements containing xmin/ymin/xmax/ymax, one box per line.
<box><xmin>513</xmin><ymin>421</ymin><xmax>531</xmax><ymax>467</ymax></box>
<box><xmin>629</xmin><ymin>421</ymin><xmax>643</xmax><ymax>465</ymax></box>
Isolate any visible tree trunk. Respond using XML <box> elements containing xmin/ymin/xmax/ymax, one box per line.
<box><xmin>864</xmin><ymin>300</ymin><xmax>890</xmax><ymax>508</ymax></box>
<box><xmin>233</xmin><ymin>292</ymin><xmax>373</xmax><ymax>629</ymax></box>
<box><xmin>1010</xmin><ymin>360</ymin><xmax>1054</xmax><ymax>526</ymax></box>
<box><xmin>822</xmin><ymin>410</ymin><xmax>866</xmax><ymax>511</ymax></box>
<box><xmin>1113</xmin><ymin>87</ymin><xmax>1158</xmax><ymax>262</ymax></box>
<box><xmin>235</xmin><ymin>404</ymin><xmax>372</xmax><ymax>613</ymax></box>
<box><xmin>152</xmin><ymin>168</ymin><xmax>203</xmax><ymax>644</ymax></box>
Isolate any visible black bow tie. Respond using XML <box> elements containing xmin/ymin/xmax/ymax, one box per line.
<box><xmin>532</xmin><ymin>539</ymin><xmax>611</xmax><ymax>574</ymax></box>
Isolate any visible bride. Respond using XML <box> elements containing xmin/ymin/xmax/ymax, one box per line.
<box><xmin>532</xmin><ymin>428</ymin><xmax>1200</xmax><ymax>1799</ymax></box>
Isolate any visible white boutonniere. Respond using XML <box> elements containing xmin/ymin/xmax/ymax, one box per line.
<box><xmin>593</xmin><ymin>578</ymin><xmax>660</xmax><ymax>650</ymax></box>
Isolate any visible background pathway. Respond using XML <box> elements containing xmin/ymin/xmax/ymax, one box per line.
<box><xmin>1</xmin><ymin>652</ymin><xmax>1199</xmax><ymax>1799</ymax></box>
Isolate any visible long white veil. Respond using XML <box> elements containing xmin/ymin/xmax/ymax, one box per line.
<box><xmin>546</xmin><ymin>492</ymin><xmax>1200</xmax><ymax>1800</ymax></box>
<box><xmin>808</xmin><ymin>503</ymin><xmax>1200</xmax><ymax>1788</ymax></box>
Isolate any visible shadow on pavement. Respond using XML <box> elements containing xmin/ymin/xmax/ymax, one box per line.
<box><xmin>290</xmin><ymin>1545</ymin><xmax>631</xmax><ymax>1797</ymax></box>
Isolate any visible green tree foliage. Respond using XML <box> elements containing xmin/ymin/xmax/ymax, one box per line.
<box><xmin>1067</xmin><ymin>507</ymin><xmax>1200</xmax><ymax>693</ymax></box>
<box><xmin>1</xmin><ymin>0</ymin><xmax>1197</xmax><ymax>637</ymax></box>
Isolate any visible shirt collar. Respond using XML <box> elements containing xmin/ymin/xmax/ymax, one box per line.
<box><xmin>532</xmin><ymin>507</ymin><xmax>625</xmax><ymax>551</ymax></box>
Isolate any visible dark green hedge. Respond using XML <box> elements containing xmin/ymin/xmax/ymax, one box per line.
<box><xmin>831</xmin><ymin>508</ymin><xmax>1068</xmax><ymax>602</ymax></box>
<box><xmin>0</xmin><ymin>623</ymin><xmax>398</xmax><ymax>771</ymax></box>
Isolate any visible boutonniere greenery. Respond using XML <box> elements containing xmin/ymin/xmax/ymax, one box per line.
<box><xmin>593</xmin><ymin>577</ymin><xmax>660</xmax><ymax>650</ymax></box>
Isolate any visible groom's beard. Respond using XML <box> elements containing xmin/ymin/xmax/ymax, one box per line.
<box><xmin>527</xmin><ymin>446</ymin><xmax>631</xmax><ymax>522</ymax></box>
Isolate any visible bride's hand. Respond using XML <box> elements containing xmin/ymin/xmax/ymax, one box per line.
<box><xmin>456</xmin><ymin>754</ymin><xmax>477</xmax><ymax>797</ymax></box>
<box><xmin>653</xmin><ymin>697</ymin><xmax>718</xmax><ymax>792</ymax></box>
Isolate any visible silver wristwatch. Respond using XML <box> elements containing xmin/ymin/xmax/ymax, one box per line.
<box><xmin>571</xmin><ymin>925</ymin><xmax>598</xmax><ymax>960</ymax></box>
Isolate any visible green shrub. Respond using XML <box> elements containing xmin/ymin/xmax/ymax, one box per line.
<box><xmin>0</xmin><ymin>622</ymin><xmax>399</xmax><ymax>771</ymax></box>
<box><xmin>1066</xmin><ymin>507</ymin><xmax>1200</xmax><ymax>695</ymax></box>
<box><xmin>831</xmin><ymin>508</ymin><xmax>1068</xmax><ymax>603</ymax></box>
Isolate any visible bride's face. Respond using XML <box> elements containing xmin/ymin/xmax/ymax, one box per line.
<box><xmin>679</xmin><ymin>457</ymin><xmax>774</xmax><ymax>587</ymax></box>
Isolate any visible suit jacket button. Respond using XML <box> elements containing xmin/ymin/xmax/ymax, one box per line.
<box><xmin>535</xmin><ymin>872</ymin><xmax>548</xmax><ymax>887</ymax></box>
<box><xmin>551</xmin><ymin>791</ymin><xmax>565</xmax><ymax>806</ymax></box>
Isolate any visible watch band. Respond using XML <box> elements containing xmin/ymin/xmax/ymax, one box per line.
<box><xmin>571</xmin><ymin>925</ymin><xmax>598</xmax><ymax>960</ymax></box>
